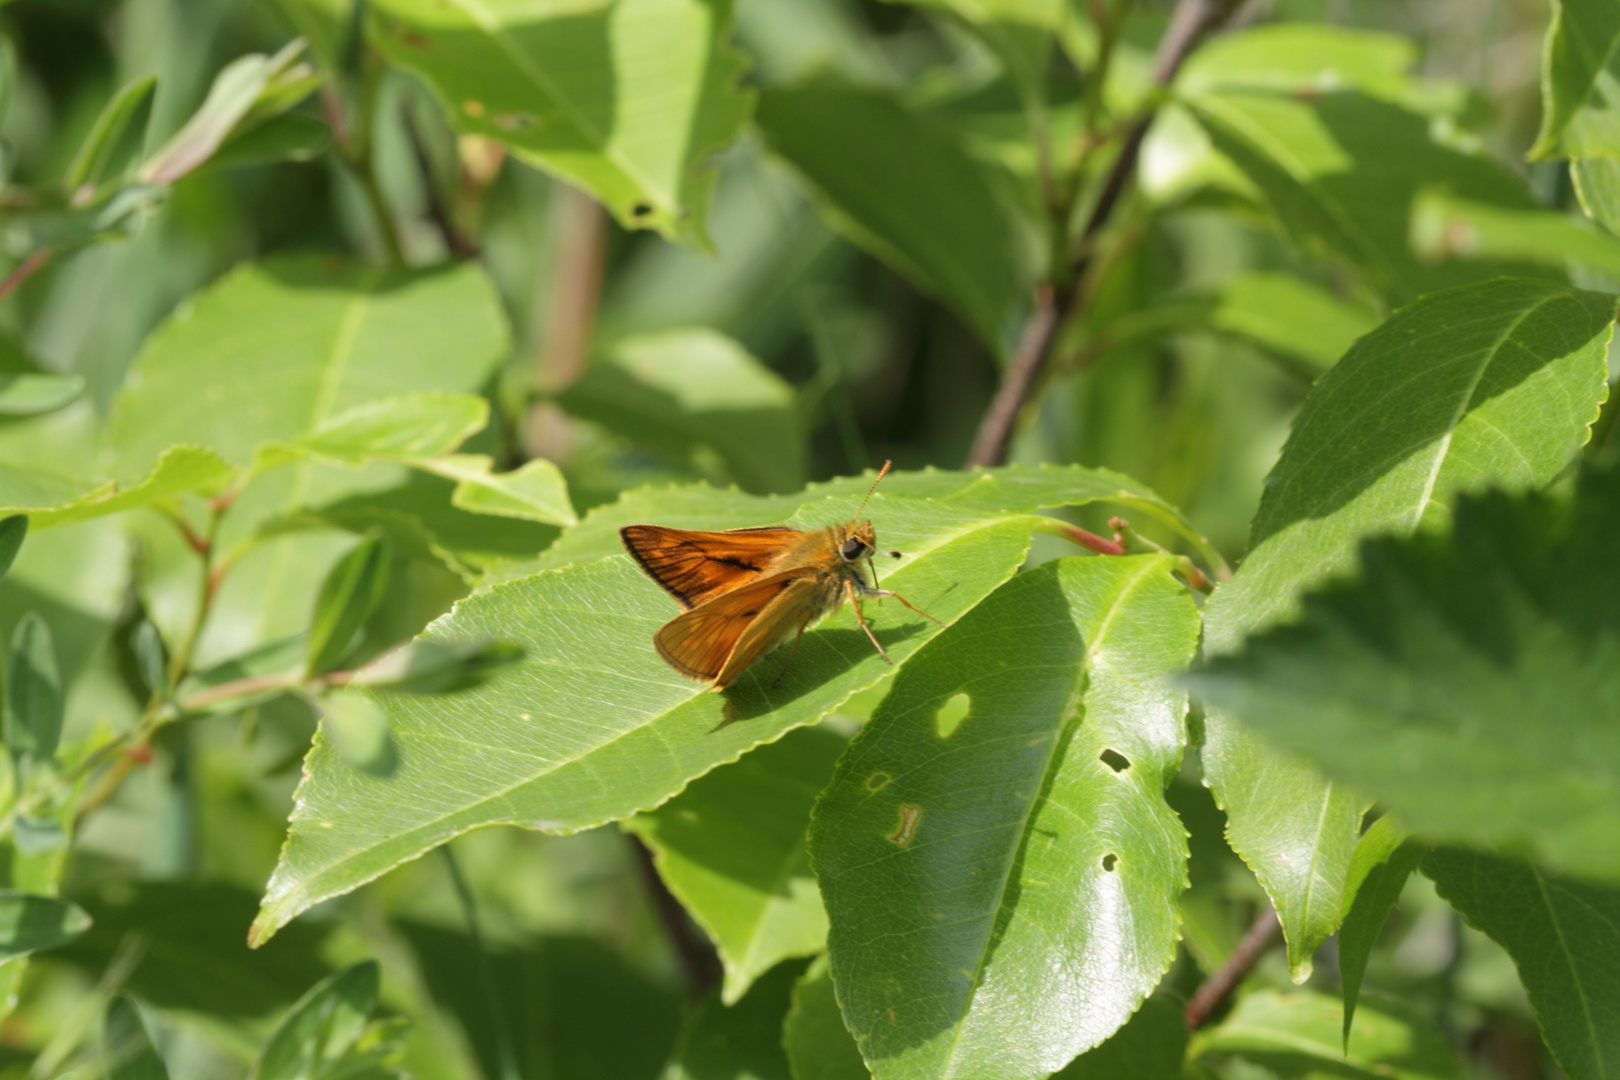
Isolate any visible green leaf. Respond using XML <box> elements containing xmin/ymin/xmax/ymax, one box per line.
<box><xmin>882</xmin><ymin>0</ymin><xmax>1063</xmax><ymax>110</ymax></box>
<box><xmin>1201</xmin><ymin>272</ymin><xmax>1376</xmax><ymax>374</ymax></box>
<box><xmin>810</xmin><ymin>555</ymin><xmax>1199</xmax><ymax>1080</ymax></box>
<box><xmin>1338</xmin><ymin>823</ymin><xmax>1424</xmax><ymax>1049</ymax></box>
<box><xmin>361</xmin><ymin>0</ymin><xmax>751</xmax><ymax>245</ymax></box>
<box><xmin>1532</xmin><ymin>0</ymin><xmax>1620</xmax><ymax>160</ymax></box>
<box><xmin>1194</xmin><ymin>461</ymin><xmax>1620</xmax><ymax>881</ymax></box>
<box><xmin>1186</xmin><ymin>90</ymin><xmax>1544</xmax><ymax>301</ymax></box>
<box><xmin>1573</xmin><ymin>158</ymin><xmax>1620</xmax><ymax>233</ymax></box>
<box><xmin>134</xmin><ymin>620</ymin><xmax>168</xmax><ymax>699</ymax></box>
<box><xmin>253</xmin><ymin>489</ymin><xmax>1075</xmax><ymax>945</ymax></box>
<box><xmin>64</xmin><ymin>75</ymin><xmax>157</xmax><ymax>194</ymax></box>
<box><xmin>757</xmin><ymin>80</ymin><xmax>1028</xmax><ymax>355</ymax></box>
<box><xmin>0</xmin><ymin>374</ymin><xmax>85</xmax><ymax>417</ymax></box>
<box><xmin>307</xmin><ymin>533</ymin><xmax>391</xmax><ymax>675</ymax></box>
<box><xmin>109</xmin><ymin>254</ymin><xmax>509</xmax><ymax>483</ymax></box>
<box><xmin>205</xmin><ymin>111</ymin><xmax>328</xmax><ymax>173</ymax></box>
<box><xmin>1411</xmin><ymin>189</ymin><xmax>1620</xmax><ymax>280</ymax></box>
<box><xmin>560</xmin><ymin>328</ymin><xmax>804</xmax><ymax>494</ymax></box>
<box><xmin>624</xmin><ymin>727</ymin><xmax>841</xmax><ymax>1005</ymax></box>
<box><xmin>1423</xmin><ymin>849</ymin><xmax>1620</xmax><ymax>1080</ymax></box>
<box><xmin>348</xmin><ymin>638</ymin><xmax>524</xmax><ymax>695</ymax></box>
<box><xmin>250</xmin><ymin>962</ymin><xmax>379</xmax><ymax>1080</ymax></box>
<box><xmin>104</xmin><ymin>996</ymin><xmax>169</xmax><ymax>1080</ymax></box>
<box><xmin>0</xmin><ymin>515</ymin><xmax>25</xmax><ymax>583</ymax></box>
<box><xmin>0</xmin><ymin>445</ymin><xmax>235</xmax><ymax>532</ymax></box>
<box><xmin>314</xmin><ymin>689</ymin><xmax>398</xmax><ymax>777</ymax></box>
<box><xmin>784</xmin><ymin>956</ymin><xmax>869</xmax><ymax>1080</ymax></box>
<box><xmin>1050</xmin><ymin>997</ymin><xmax>1188</xmax><ymax>1079</ymax></box>
<box><xmin>1193</xmin><ymin>990</ymin><xmax>1462</xmax><ymax>1080</ymax></box>
<box><xmin>1199</xmin><ymin>278</ymin><xmax>1615</xmax><ymax>979</ymax></box>
<box><xmin>139</xmin><ymin>40</ymin><xmax>317</xmax><ymax>184</ymax></box>
<box><xmin>0</xmin><ymin>891</ymin><xmax>91</xmax><ymax>962</ymax></box>
<box><xmin>429</xmin><ymin>456</ymin><xmax>577</xmax><ymax>527</ymax></box>
<box><xmin>665</xmin><ymin>959</ymin><xmax>802</xmax><ymax>1080</ymax></box>
<box><xmin>5</xmin><ymin>613</ymin><xmax>61</xmax><ymax>767</ymax></box>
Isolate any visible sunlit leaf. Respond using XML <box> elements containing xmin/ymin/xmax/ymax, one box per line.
<box><xmin>1530</xmin><ymin>0</ymin><xmax>1620</xmax><ymax>160</ymax></box>
<box><xmin>1411</xmin><ymin>189</ymin><xmax>1620</xmax><ymax>281</ymax></box>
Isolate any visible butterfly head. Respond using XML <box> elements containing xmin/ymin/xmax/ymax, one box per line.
<box><xmin>837</xmin><ymin>521</ymin><xmax>877</xmax><ymax>563</ymax></box>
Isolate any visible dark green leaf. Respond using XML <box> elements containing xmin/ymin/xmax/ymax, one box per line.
<box><xmin>0</xmin><ymin>515</ymin><xmax>26</xmax><ymax>584</ymax></box>
<box><xmin>6</xmin><ymin>612</ymin><xmax>61</xmax><ymax>766</ymax></box>
<box><xmin>1051</xmin><ymin>996</ymin><xmax>1188</xmax><ymax>1079</ymax></box>
<box><xmin>666</xmin><ymin>959</ymin><xmax>803</xmax><ymax>1080</ymax></box>
<box><xmin>1193</xmin><ymin>990</ymin><xmax>1462</xmax><ymax>1080</ymax></box>
<box><xmin>307</xmin><ymin>534</ymin><xmax>391</xmax><ymax>675</ymax></box>
<box><xmin>1423</xmin><ymin>849</ymin><xmax>1620</xmax><ymax>1080</ymax></box>
<box><xmin>811</xmin><ymin>556</ymin><xmax>1199</xmax><ymax>1080</ymax></box>
<box><xmin>0</xmin><ymin>890</ymin><xmax>91</xmax><ymax>962</ymax></box>
<box><xmin>64</xmin><ymin>75</ymin><xmax>157</xmax><ymax>194</ymax></box>
<box><xmin>104</xmin><ymin>996</ymin><xmax>169</xmax><ymax>1080</ymax></box>
<box><xmin>757</xmin><ymin>80</ymin><xmax>1028</xmax><ymax>355</ymax></box>
<box><xmin>1338</xmin><ymin>823</ymin><xmax>1424</xmax><ymax>1048</ymax></box>
<box><xmin>206</xmin><ymin>111</ymin><xmax>329</xmax><ymax>172</ymax></box>
<box><xmin>364</xmin><ymin>0</ymin><xmax>752</xmax><ymax>245</ymax></box>
<box><xmin>560</xmin><ymin>329</ymin><xmax>805</xmax><ymax>494</ymax></box>
<box><xmin>1187</xmin><ymin>90</ymin><xmax>1545</xmax><ymax>301</ymax></box>
<box><xmin>1573</xmin><ymin>158</ymin><xmax>1620</xmax><ymax>233</ymax></box>
<box><xmin>315</xmin><ymin>690</ymin><xmax>397</xmax><ymax>777</ymax></box>
<box><xmin>783</xmin><ymin>956</ymin><xmax>869</xmax><ymax>1080</ymax></box>
<box><xmin>624</xmin><ymin>727</ymin><xmax>842</xmax><ymax>1004</ymax></box>
<box><xmin>134</xmin><ymin>620</ymin><xmax>168</xmax><ymax>699</ymax></box>
<box><xmin>1199</xmin><ymin>278</ymin><xmax>1615</xmax><ymax>978</ymax></box>
<box><xmin>251</xmin><ymin>962</ymin><xmax>379</xmax><ymax>1080</ymax></box>
<box><xmin>1194</xmin><ymin>460</ymin><xmax>1620</xmax><ymax>881</ymax></box>
<box><xmin>1531</xmin><ymin>0</ymin><xmax>1620</xmax><ymax>160</ymax></box>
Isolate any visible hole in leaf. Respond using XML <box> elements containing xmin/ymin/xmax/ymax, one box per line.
<box><xmin>1100</xmin><ymin>748</ymin><xmax>1130</xmax><ymax>772</ymax></box>
<box><xmin>934</xmin><ymin>693</ymin><xmax>970</xmax><ymax>739</ymax></box>
<box><xmin>1101</xmin><ymin>853</ymin><xmax>1118</xmax><ymax>872</ymax></box>
<box><xmin>631</xmin><ymin>201</ymin><xmax>654</xmax><ymax>218</ymax></box>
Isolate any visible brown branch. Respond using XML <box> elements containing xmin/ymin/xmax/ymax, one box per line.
<box><xmin>524</xmin><ymin>185</ymin><xmax>606</xmax><ymax>463</ymax></box>
<box><xmin>628</xmin><ymin>833</ymin><xmax>721</xmax><ymax>1000</ymax></box>
<box><xmin>1185</xmin><ymin>905</ymin><xmax>1281</xmax><ymax>1030</ymax></box>
<box><xmin>0</xmin><ymin>247</ymin><xmax>54</xmax><ymax>303</ymax></box>
<box><xmin>964</xmin><ymin>0</ymin><xmax>1241</xmax><ymax>468</ymax></box>
<box><xmin>402</xmin><ymin>102</ymin><xmax>479</xmax><ymax>260</ymax></box>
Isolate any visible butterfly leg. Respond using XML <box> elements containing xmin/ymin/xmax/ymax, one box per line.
<box><xmin>845</xmin><ymin>579</ymin><xmax>892</xmax><ymax>664</ymax></box>
<box><xmin>858</xmin><ymin>583</ymin><xmax>948</xmax><ymax>628</ymax></box>
<box><xmin>771</xmin><ymin>620</ymin><xmax>811</xmax><ymax>687</ymax></box>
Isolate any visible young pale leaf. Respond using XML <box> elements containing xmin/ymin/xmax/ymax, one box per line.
<box><xmin>426</xmin><ymin>456</ymin><xmax>576</xmax><ymax>527</ymax></box>
<box><xmin>65</xmin><ymin>75</ymin><xmax>157</xmax><ymax>194</ymax></box>
<box><xmin>665</xmin><ymin>959</ymin><xmax>803</xmax><ymax>1080</ymax></box>
<box><xmin>559</xmin><ymin>328</ymin><xmax>804</xmax><ymax>494</ymax></box>
<box><xmin>6</xmin><ymin>613</ymin><xmax>62</xmax><ymax>767</ymax></box>
<box><xmin>1530</xmin><ymin>0</ymin><xmax>1620</xmax><ymax>160</ymax></box>
<box><xmin>1411</xmin><ymin>189</ymin><xmax>1620</xmax><ymax>281</ymax></box>
<box><xmin>1051</xmin><ymin>997</ymin><xmax>1189</xmax><ymax>1080</ymax></box>
<box><xmin>0</xmin><ymin>514</ymin><xmax>25</xmax><ymax>582</ymax></box>
<box><xmin>104</xmin><ymin>996</ymin><xmax>169</xmax><ymax>1080</ymax></box>
<box><xmin>109</xmin><ymin>255</ymin><xmax>508</xmax><ymax>493</ymax></box>
<box><xmin>1186</xmin><ymin>90</ymin><xmax>1545</xmax><ymax>301</ymax></box>
<box><xmin>250</xmin><ymin>961</ymin><xmax>379</xmax><ymax>1080</ymax></box>
<box><xmin>360</xmin><ymin>0</ymin><xmax>751</xmax><ymax>246</ymax></box>
<box><xmin>0</xmin><ymin>445</ymin><xmax>236</xmax><ymax>532</ymax></box>
<box><xmin>811</xmin><ymin>556</ymin><xmax>1199</xmax><ymax>1080</ymax></box>
<box><xmin>1338</xmin><ymin>828</ymin><xmax>1424</xmax><ymax>1050</ymax></box>
<box><xmin>139</xmin><ymin>40</ymin><xmax>315</xmax><ymax>185</ymax></box>
<box><xmin>306</xmin><ymin>534</ymin><xmax>390</xmax><ymax>675</ymax></box>
<box><xmin>1196</xmin><ymin>461</ymin><xmax>1620</xmax><ymax>880</ymax></box>
<box><xmin>0</xmin><ymin>373</ymin><xmax>85</xmax><ymax>417</ymax></box>
<box><xmin>1178</xmin><ymin>24</ymin><xmax>1436</xmax><ymax>109</ymax></box>
<box><xmin>623</xmin><ymin>726</ymin><xmax>841</xmax><ymax>1005</ymax></box>
<box><xmin>253</xmin><ymin>492</ymin><xmax>1055</xmax><ymax>946</ymax></box>
<box><xmin>315</xmin><ymin>690</ymin><xmax>397</xmax><ymax>777</ymax></box>
<box><xmin>0</xmin><ymin>891</ymin><xmax>91</xmax><ymax>962</ymax></box>
<box><xmin>757</xmin><ymin>80</ymin><xmax>1028</xmax><ymax>356</ymax></box>
<box><xmin>1423</xmin><ymin>850</ymin><xmax>1619</xmax><ymax>1080</ymax></box>
<box><xmin>1193</xmin><ymin>990</ymin><xmax>1463</xmax><ymax>1080</ymax></box>
<box><xmin>1199</xmin><ymin>278</ymin><xmax>1615</xmax><ymax>980</ymax></box>
<box><xmin>784</xmin><ymin>956</ymin><xmax>869</xmax><ymax>1080</ymax></box>
<box><xmin>1573</xmin><ymin>158</ymin><xmax>1620</xmax><ymax>233</ymax></box>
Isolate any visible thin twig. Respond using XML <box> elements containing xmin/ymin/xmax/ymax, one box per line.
<box><xmin>524</xmin><ymin>185</ymin><xmax>607</xmax><ymax>463</ymax></box>
<box><xmin>1185</xmin><ymin>905</ymin><xmax>1281</xmax><ymax>1030</ymax></box>
<box><xmin>401</xmin><ymin>102</ymin><xmax>478</xmax><ymax>260</ymax></box>
<box><xmin>964</xmin><ymin>0</ymin><xmax>1240</xmax><ymax>468</ymax></box>
<box><xmin>0</xmin><ymin>248</ymin><xmax>54</xmax><ymax>303</ymax></box>
<box><xmin>628</xmin><ymin>833</ymin><xmax>721</xmax><ymax>1000</ymax></box>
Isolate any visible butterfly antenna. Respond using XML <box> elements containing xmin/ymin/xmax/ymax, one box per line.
<box><xmin>851</xmin><ymin>460</ymin><xmax>892</xmax><ymax>524</ymax></box>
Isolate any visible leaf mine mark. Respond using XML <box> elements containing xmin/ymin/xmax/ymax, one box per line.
<box><xmin>1099</xmin><ymin>748</ymin><xmax>1131</xmax><ymax>772</ymax></box>
<box><xmin>1102</xmin><ymin>853</ymin><xmax>1118</xmax><ymax>871</ymax></box>
<box><xmin>934</xmin><ymin>692</ymin><xmax>971</xmax><ymax>738</ymax></box>
<box><xmin>866</xmin><ymin>772</ymin><xmax>890</xmax><ymax>791</ymax></box>
<box><xmin>890</xmin><ymin>804</ymin><xmax>921</xmax><ymax>847</ymax></box>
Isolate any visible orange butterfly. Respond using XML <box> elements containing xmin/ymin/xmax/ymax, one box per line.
<box><xmin>620</xmin><ymin>462</ymin><xmax>945</xmax><ymax>691</ymax></box>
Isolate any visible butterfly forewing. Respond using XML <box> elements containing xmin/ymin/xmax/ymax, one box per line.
<box><xmin>654</xmin><ymin>570</ymin><xmax>818</xmax><ymax>684</ymax></box>
<box><xmin>620</xmin><ymin>525</ymin><xmax>805</xmax><ymax>610</ymax></box>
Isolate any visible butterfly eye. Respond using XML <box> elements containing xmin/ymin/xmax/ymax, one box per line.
<box><xmin>840</xmin><ymin>538</ymin><xmax>866</xmax><ymax>560</ymax></box>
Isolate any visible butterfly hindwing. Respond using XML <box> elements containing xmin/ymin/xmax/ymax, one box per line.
<box><xmin>654</xmin><ymin>570</ymin><xmax>822</xmax><ymax>686</ymax></box>
<box><xmin>621</xmin><ymin>525</ymin><xmax>804</xmax><ymax>609</ymax></box>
